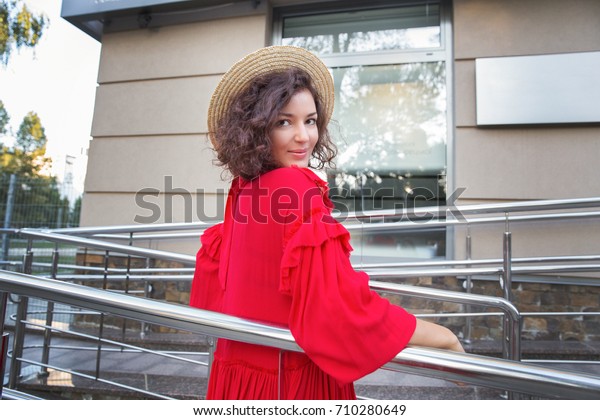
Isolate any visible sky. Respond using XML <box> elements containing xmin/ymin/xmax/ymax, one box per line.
<box><xmin>0</xmin><ymin>0</ymin><xmax>101</xmax><ymax>196</ymax></box>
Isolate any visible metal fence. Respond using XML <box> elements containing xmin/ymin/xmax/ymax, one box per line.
<box><xmin>0</xmin><ymin>173</ymin><xmax>81</xmax><ymax>267</ymax></box>
<box><xmin>0</xmin><ymin>173</ymin><xmax>81</xmax><ymax>230</ymax></box>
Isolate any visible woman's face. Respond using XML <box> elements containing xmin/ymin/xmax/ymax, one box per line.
<box><xmin>270</xmin><ymin>89</ymin><xmax>318</xmax><ymax>169</ymax></box>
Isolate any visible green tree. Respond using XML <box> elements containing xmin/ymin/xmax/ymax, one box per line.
<box><xmin>0</xmin><ymin>174</ymin><xmax>70</xmax><ymax>228</ymax></box>
<box><xmin>16</xmin><ymin>110</ymin><xmax>46</xmax><ymax>153</ymax></box>
<box><xmin>0</xmin><ymin>3</ymin><xmax>77</xmax><ymax>229</ymax></box>
<box><xmin>0</xmin><ymin>99</ymin><xmax>8</xmax><ymax>136</ymax></box>
<box><xmin>0</xmin><ymin>111</ymin><xmax>80</xmax><ymax>229</ymax></box>
<box><xmin>0</xmin><ymin>0</ymin><xmax>48</xmax><ymax>66</ymax></box>
<box><xmin>69</xmin><ymin>195</ymin><xmax>82</xmax><ymax>227</ymax></box>
<box><xmin>1</xmin><ymin>111</ymin><xmax>50</xmax><ymax>176</ymax></box>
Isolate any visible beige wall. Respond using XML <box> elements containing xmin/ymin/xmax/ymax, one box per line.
<box><xmin>454</xmin><ymin>0</ymin><xmax>600</xmax><ymax>201</ymax></box>
<box><xmin>81</xmin><ymin>14</ymin><xmax>269</xmax><ymax>242</ymax></box>
<box><xmin>452</xmin><ymin>0</ymin><xmax>600</xmax><ymax>259</ymax></box>
<box><xmin>82</xmin><ymin>1</ymin><xmax>600</xmax><ymax>260</ymax></box>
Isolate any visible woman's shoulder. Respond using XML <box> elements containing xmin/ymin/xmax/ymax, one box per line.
<box><xmin>261</xmin><ymin>167</ymin><xmax>334</xmax><ymax>213</ymax></box>
<box><xmin>260</xmin><ymin>166</ymin><xmax>327</xmax><ymax>191</ymax></box>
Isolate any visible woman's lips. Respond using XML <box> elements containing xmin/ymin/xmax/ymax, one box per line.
<box><xmin>289</xmin><ymin>149</ymin><xmax>308</xmax><ymax>158</ymax></box>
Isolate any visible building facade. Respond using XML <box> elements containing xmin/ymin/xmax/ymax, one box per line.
<box><xmin>62</xmin><ymin>0</ymin><xmax>600</xmax><ymax>260</ymax></box>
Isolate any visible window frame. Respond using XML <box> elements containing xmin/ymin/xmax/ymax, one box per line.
<box><xmin>272</xmin><ymin>0</ymin><xmax>456</xmax><ymax>260</ymax></box>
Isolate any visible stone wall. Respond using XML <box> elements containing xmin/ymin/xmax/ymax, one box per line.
<box><xmin>71</xmin><ymin>252</ymin><xmax>600</xmax><ymax>348</ymax></box>
<box><xmin>384</xmin><ymin>276</ymin><xmax>600</xmax><ymax>344</ymax></box>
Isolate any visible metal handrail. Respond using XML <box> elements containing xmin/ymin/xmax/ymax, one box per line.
<box><xmin>1</xmin><ymin>388</ymin><xmax>44</xmax><ymax>400</ymax></box>
<box><xmin>12</xmin><ymin>224</ymin><xmax>599</xmax><ymax>363</ymax></box>
<box><xmin>358</xmin><ymin>254</ymin><xmax>600</xmax><ymax>269</ymax></box>
<box><xmin>21</xmin><ymin>248</ymin><xmax>600</xmax><ymax>273</ymax></box>
<box><xmin>12</xmin><ymin>224</ymin><xmax>600</xmax><ymax>357</ymax></box>
<box><xmin>366</xmin><ymin>265</ymin><xmax>600</xmax><ymax>279</ymax></box>
<box><xmin>13</xmin><ymin>228</ymin><xmax>600</xmax><ymax>281</ymax></box>
<box><xmin>369</xmin><ymin>280</ymin><xmax>522</xmax><ymax>361</ymax></box>
<box><xmin>344</xmin><ymin>211</ymin><xmax>600</xmax><ymax>233</ymax></box>
<box><xmin>40</xmin><ymin>196</ymin><xmax>600</xmax><ymax>238</ymax></box>
<box><xmin>3</xmin><ymin>198</ymin><xmax>598</xmax><ymax>393</ymax></box>
<box><xmin>48</xmin><ymin>221</ymin><xmax>215</xmax><ymax>236</ymax></box>
<box><xmin>2</xmin><ymin>270</ymin><xmax>600</xmax><ymax>399</ymax></box>
<box><xmin>345</xmin><ymin>196</ymin><xmax>600</xmax><ymax>220</ymax></box>
<box><xmin>18</xmin><ymin>229</ymin><xmax>196</xmax><ymax>266</ymax></box>
<box><xmin>59</xmin><ymin>209</ymin><xmax>600</xmax><ymax>241</ymax></box>
<box><xmin>369</xmin><ymin>281</ymin><xmax>520</xmax><ymax>323</ymax></box>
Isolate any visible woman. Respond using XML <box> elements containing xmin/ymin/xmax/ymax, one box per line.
<box><xmin>190</xmin><ymin>45</ymin><xmax>463</xmax><ymax>400</ymax></box>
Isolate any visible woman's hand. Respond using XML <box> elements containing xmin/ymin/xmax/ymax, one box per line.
<box><xmin>408</xmin><ymin>318</ymin><xmax>465</xmax><ymax>352</ymax></box>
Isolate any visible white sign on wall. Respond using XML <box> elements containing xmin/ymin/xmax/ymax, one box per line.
<box><xmin>476</xmin><ymin>52</ymin><xmax>600</xmax><ymax>125</ymax></box>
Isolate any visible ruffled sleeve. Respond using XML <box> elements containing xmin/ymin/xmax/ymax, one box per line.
<box><xmin>189</xmin><ymin>223</ymin><xmax>224</xmax><ymax>312</ymax></box>
<box><xmin>281</xmin><ymin>208</ymin><xmax>417</xmax><ymax>385</ymax></box>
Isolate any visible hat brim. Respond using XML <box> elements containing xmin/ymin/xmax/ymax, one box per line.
<box><xmin>207</xmin><ymin>45</ymin><xmax>334</xmax><ymax>149</ymax></box>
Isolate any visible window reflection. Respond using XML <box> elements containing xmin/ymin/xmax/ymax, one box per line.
<box><xmin>282</xmin><ymin>4</ymin><xmax>441</xmax><ymax>54</ymax></box>
<box><xmin>332</xmin><ymin>63</ymin><xmax>446</xmax><ymax>174</ymax></box>
<box><xmin>280</xmin><ymin>2</ymin><xmax>447</xmax><ymax>261</ymax></box>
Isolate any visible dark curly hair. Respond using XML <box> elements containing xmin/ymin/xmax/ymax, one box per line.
<box><xmin>212</xmin><ymin>68</ymin><xmax>337</xmax><ymax>180</ymax></box>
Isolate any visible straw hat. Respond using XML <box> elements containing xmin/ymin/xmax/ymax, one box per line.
<box><xmin>207</xmin><ymin>45</ymin><xmax>334</xmax><ymax>148</ymax></box>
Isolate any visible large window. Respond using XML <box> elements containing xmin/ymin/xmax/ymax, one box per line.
<box><xmin>275</xmin><ymin>1</ymin><xmax>451</xmax><ymax>262</ymax></box>
<box><xmin>282</xmin><ymin>4</ymin><xmax>441</xmax><ymax>53</ymax></box>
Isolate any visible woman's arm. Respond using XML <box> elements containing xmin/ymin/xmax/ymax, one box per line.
<box><xmin>408</xmin><ymin>318</ymin><xmax>465</xmax><ymax>352</ymax></box>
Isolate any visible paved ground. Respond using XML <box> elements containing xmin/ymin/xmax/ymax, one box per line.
<box><xmin>3</xmin><ymin>329</ymin><xmax>599</xmax><ymax>400</ymax></box>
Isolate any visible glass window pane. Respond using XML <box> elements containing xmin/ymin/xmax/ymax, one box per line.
<box><xmin>327</xmin><ymin>62</ymin><xmax>447</xmax><ymax>262</ymax></box>
<box><xmin>282</xmin><ymin>4</ymin><xmax>440</xmax><ymax>54</ymax></box>
<box><xmin>278</xmin><ymin>2</ymin><xmax>448</xmax><ymax>261</ymax></box>
<box><xmin>332</xmin><ymin>62</ymin><xmax>446</xmax><ymax>174</ymax></box>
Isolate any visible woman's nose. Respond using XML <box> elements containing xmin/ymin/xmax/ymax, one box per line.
<box><xmin>294</xmin><ymin>124</ymin><xmax>309</xmax><ymax>142</ymax></box>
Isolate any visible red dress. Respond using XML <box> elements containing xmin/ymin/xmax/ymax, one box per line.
<box><xmin>189</xmin><ymin>167</ymin><xmax>416</xmax><ymax>399</ymax></box>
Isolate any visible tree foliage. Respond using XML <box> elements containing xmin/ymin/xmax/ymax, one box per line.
<box><xmin>0</xmin><ymin>173</ymin><xmax>72</xmax><ymax>228</ymax></box>
<box><xmin>0</xmin><ymin>111</ymin><xmax>77</xmax><ymax>229</ymax></box>
<box><xmin>0</xmin><ymin>0</ymin><xmax>48</xmax><ymax>65</ymax></box>
<box><xmin>16</xmin><ymin>110</ymin><xmax>46</xmax><ymax>153</ymax></box>
<box><xmin>1</xmin><ymin>111</ymin><xmax>50</xmax><ymax>176</ymax></box>
<box><xmin>0</xmin><ymin>99</ymin><xmax>8</xmax><ymax>136</ymax></box>
<box><xmin>0</xmin><ymin>3</ymin><xmax>76</xmax><ymax>229</ymax></box>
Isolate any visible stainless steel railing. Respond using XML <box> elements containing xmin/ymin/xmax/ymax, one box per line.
<box><xmin>8</xmin><ymin>227</ymin><xmax>525</xmax><ymax>360</ymax></box>
<box><xmin>8</xmin><ymin>218</ymin><xmax>600</xmax><ymax>364</ymax></box>
<box><xmin>1</xmin><ymin>270</ymin><xmax>600</xmax><ymax>399</ymax></box>
<box><xmin>2</xmin><ymin>196</ymin><xmax>599</xmax><ymax>399</ymax></box>
<box><xmin>368</xmin><ymin>281</ymin><xmax>521</xmax><ymax>361</ymax></box>
<box><xmin>18</xmin><ymin>229</ymin><xmax>195</xmax><ymax>266</ymax></box>
<box><xmin>45</xmin><ymin>196</ymin><xmax>600</xmax><ymax>237</ymax></box>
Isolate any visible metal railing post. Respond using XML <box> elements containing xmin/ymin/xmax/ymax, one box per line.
<box><xmin>0</xmin><ymin>291</ymin><xmax>7</xmax><ymax>334</ymax></box>
<box><xmin>502</xmin><ymin>213</ymin><xmax>513</xmax><ymax>302</ymax></box>
<box><xmin>1</xmin><ymin>291</ymin><xmax>8</xmax><ymax>396</ymax></box>
<box><xmin>40</xmin><ymin>246</ymin><xmax>60</xmax><ymax>377</ymax></box>
<box><xmin>207</xmin><ymin>336</ymin><xmax>215</xmax><ymax>383</ymax></box>
<box><xmin>8</xmin><ymin>295</ymin><xmax>27</xmax><ymax>388</ymax></box>
<box><xmin>123</xmin><ymin>232</ymin><xmax>133</xmax><ymax>343</ymax></box>
<box><xmin>501</xmin><ymin>214</ymin><xmax>519</xmax><ymax>360</ymax></box>
<box><xmin>502</xmin><ymin>213</ymin><xmax>519</xmax><ymax>399</ymax></box>
<box><xmin>464</xmin><ymin>224</ymin><xmax>473</xmax><ymax>343</ymax></box>
<box><xmin>1</xmin><ymin>332</ymin><xmax>8</xmax><ymax>399</ymax></box>
<box><xmin>95</xmin><ymin>250</ymin><xmax>110</xmax><ymax>380</ymax></box>
<box><xmin>8</xmin><ymin>239</ymin><xmax>34</xmax><ymax>388</ymax></box>
<box><xmin>22</xmin><ymin>239</ymin><xmax>33</xmax><ymax>275</ymax></box>
<box><xmin>141</xmin><ymin>257</ymin><xmax>151</xmax><ymax>339</ymax></box>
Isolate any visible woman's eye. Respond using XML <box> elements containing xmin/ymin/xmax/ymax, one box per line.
<box><xmin>306</xmin><ymin>118</ymin><xmax>317</xmax><ymax>125</ymax></box>
<box><xmin>277</xmin><ymin>119</ymin><xmax>290</xmax><ymax>127</ymax></box>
